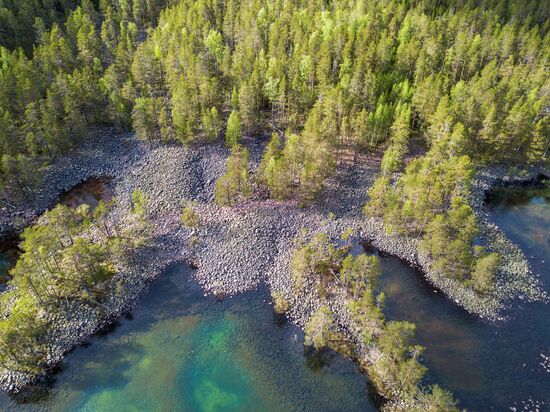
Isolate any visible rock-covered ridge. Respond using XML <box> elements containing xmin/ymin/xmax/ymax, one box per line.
<box><xmin>0</xmin><ymin>129</ymin><xmax>546</xmax><ymax>393</ymax></box>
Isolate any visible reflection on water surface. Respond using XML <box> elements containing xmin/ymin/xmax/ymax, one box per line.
<box><xmin>372</xmin><ymin>181</ymin><xmax>550</xmax><ymax>410</ymax></box>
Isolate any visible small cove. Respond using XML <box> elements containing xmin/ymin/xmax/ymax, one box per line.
<box><xmin>0</xmin><ymin>178</ymin><xmax>114</xmax><ymax>283</ymax></box>
<box><xmin>0</xmin><ymin>263</ymin><xmax>374</xmax><ymax>412</ymax></box>
<box><xmin>58</xmin><ymin>177</ymin><xmax>114</xmax><ymax>210</ymax></box>
<box><xmin>0</xmin><ymin>236</ymin><xmax>19</xmax><ymax>283</ymax></box>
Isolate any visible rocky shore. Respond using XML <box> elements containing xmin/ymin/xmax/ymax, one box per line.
<box><xmin>0</xmin><ymin>129</ymin><xmax>144</xmax><ymax>237</ymax></box>
<box><xmin>0</xmin><ymin>128</ymin><xmax>546</xmax><ymax>394</ymax></box>
<box><xmin>358</xmin><ymin>165</ymin><xmax>550</xmax><ymax>320</ymax></box>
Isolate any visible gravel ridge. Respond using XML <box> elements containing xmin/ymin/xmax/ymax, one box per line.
<box><xmin>0</xmin><ymin>129</ymin><xmax>546</xmax><ymax>394</ymax></box>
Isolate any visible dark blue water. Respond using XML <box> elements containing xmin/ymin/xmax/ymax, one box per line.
<box><xmin>376</xmin><ymin>182</ymin><xmax>550</xmax><ymax>411</ymax></box>
<box><xmin>0</xmin><ymin>237</ymin><xmax>18</xmax><ymax>284</ymax></box>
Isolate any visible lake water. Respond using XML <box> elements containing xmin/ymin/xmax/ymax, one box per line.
<box><xmin>0</xmin><ymin>236</ymin><xmax>18</xmax><ymax>282</ymax></box>
<box><xmin>374</xmin><ymin>180</ymin><xmax>550</xmax><ymax>411</ymax></box>
<box><xmin>0</xmin><ymin>178</ymin><xmax>115</xmax><ymax>283</ymax></box>
<box><xmin>0</xmin><ymin>263</ymin><xmax>374</xmax><ymax>412</ymax></box>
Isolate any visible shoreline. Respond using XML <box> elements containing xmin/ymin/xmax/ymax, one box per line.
<box><xmin>0</xmin><ymin>129</ymin><xmax>547</xmax><ymax>400</ymax></box>
<box><xmin>360</xmin><ymin>166</ymin><xmax>550</xmax><ymax>320</ymax></box>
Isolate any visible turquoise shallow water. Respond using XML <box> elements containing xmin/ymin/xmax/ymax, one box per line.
<box><xmin>0</xmin><ymin>263</ymin><xmax>374</xmax><ymax>412</ymax></box>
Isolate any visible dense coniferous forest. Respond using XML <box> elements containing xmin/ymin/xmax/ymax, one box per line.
<box><xmin>1</xmin><ymin>1</ymin><xmax>548</xmax><ymax>189</ymax></box>
<box><xmin>0</xmin><ymin>0</ymin><xmax>80</xmax><ymax>53</ymax></box>
<box><xmin>1</xmin><ymin>0</ymin><xmax>547</xmax><ymax>187</ymax></box>
<box><xmin>0</xmin><ymin>0</ymin><xmax>168</xmax><ymax>204</ymax></box>
<box><xmin>0</xmin><ymin>0</ymin><xmax>548</xmax><ymax>407</ymax></box>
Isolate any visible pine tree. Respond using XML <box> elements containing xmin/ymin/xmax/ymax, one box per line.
<box><xmin>202</xmin><ymin>106</ymin><xmax>220</xmax><ymax>142</ymax></box>
<box><xmin>304</xmin><ymin>306</ymin><xmax>344</xmax><ymax>351</ymax></box>
<box><xmin>257</xmin><ymin>133</ymin><xmax>282</xmax><ymax>185</ymax></box>
<box><xmin>225</xmin><ymin>110</ymin><xmax>241</xmax><ymax>147</ymax></box>
<box><xmin>132</xmin><ymin>97</ymin><xmax>162</xmax><ymax>142</ymax></box>
<box><xmin>215</xmin><ymin>144</ymin><xmax>250</xmax><ymax>206</ymax></box>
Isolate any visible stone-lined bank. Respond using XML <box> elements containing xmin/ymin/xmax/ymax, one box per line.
<box><xmin>0</xmin><ymin>129</ymin><xmax>546</xmax><ymax>396</ymax></box>
<box><xmin>0</xmin><ymin>129</ymin><xmax>144</xmax><ymax>237</ymax></box>
<box><xmin>358</xmin><ymin>166</ymin><xmax>549</xmax><ymax>320</ymax></box>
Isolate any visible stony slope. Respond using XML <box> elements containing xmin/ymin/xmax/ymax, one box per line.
<box><xmin>0</xmin><ymin>129</ymin><xmax>546</xmax><ymax>394</ymax></box>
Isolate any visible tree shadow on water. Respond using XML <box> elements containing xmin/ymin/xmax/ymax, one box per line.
<box><xmin>304</xmin><ymin>346</ymin><xmax>337</xmax><ymax>372</ymax></box>
<box><xmin>273</xmin><ymin>312</ymin><xmax>288</xmax><ymax>328</ymax></box>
